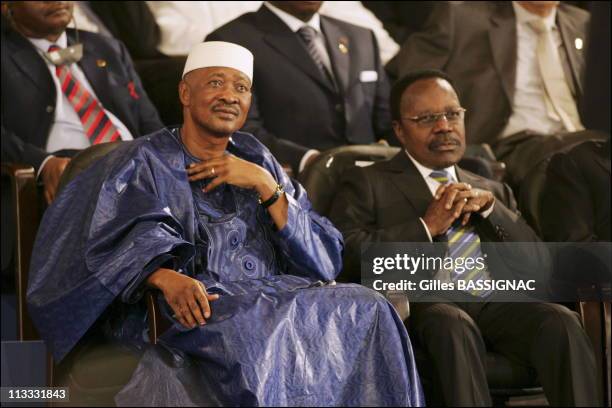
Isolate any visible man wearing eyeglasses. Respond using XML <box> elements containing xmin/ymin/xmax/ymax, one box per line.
<box><xmin>330</xmin><ymin>69</ymin><xmax>600</xmax><ymax>406</ymax></box>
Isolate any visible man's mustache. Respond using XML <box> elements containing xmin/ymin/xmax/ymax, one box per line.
<box><xmin>429</xmin><ymin>134</ymin><xmax>461</xmax><ymax>149</ymax></box>
<box><xmin>212</xmin><ymin>104</ymin><xmax>240</xmax><ymax>116</ymax></box>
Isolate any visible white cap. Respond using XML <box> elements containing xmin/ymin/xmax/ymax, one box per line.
<box><xmin>182</xmin><ymin>41</ymin><xmax>254</xmax><ymax>83</ymax></box>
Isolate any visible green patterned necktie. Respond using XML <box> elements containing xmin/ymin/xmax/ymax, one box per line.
<box><xmin>430</xmin><ymin>170</ymin><xmax>492</xmax><ymax>298</ymax></box>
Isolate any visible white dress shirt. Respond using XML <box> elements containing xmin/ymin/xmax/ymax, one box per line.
<box><xmin>28</xmin><ymin>32</ymin><xmax>133</xmax><ymax>175</ymax></box>
<box><xmin>405</xmin><ymin>151</ymin><xmax>494</xmax><ymax>242</ymax></box>
<box><xmin>147</xmin><ymin>1</ymin><xmax>262</xmax><ymax>56</ymax></box>
<box><xmin>501</xmin><ymin>2</ymin><xmax>567</xmax><ymax>137</ymax></box>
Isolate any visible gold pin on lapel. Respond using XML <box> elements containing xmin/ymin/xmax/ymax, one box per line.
<box><xmin>96</xmin><ymin>59</ymin><xmax>107</xmax><ymax>68</ymax></box>
<box><xmin>338</xmin><ymin>36</ymin><xmax>349</xmax><ymax>54</ymax></box>
<box><xmin>574</xmin><ymin>38</ymin><xmax>583</xmax><ymax>50</ymax></box>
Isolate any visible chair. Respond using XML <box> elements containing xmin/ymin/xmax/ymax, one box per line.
<box><xmin>299</xmin><ymin>145</ymin><xmax>548</xmax><ymax>406</ymax></box>
<box><xmin>1</xmin><ymin>142</ymin><xmax>167</xmax><ymax>406</ymax></box>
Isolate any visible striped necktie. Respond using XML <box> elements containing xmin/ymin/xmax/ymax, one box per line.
<box><xmin>49</xmin><ymin>45</ymin><xmax>121</xmax><ymax>144</ymax></box>
<box><xmin>429</xmin><ymin>170</ymin><xmax>493</xmax><ymax>298</ymax></box>
<box><xmin>297</xmin><ymin>26</ymin><xmax>336</xmax><ymax>88</ymax></box>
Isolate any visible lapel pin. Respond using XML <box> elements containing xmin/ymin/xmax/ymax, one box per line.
<box><xmin>338</xmin><ymin>37</ymin><xmax>349</xmax><ymax>54</ymax></box>
<box><xmin>574</xmin><ymin>38</ymin><xmax>583</xmax><ymax>50</ymax></box>
<box><xmin>96</xmin><ymin>59</ymin><xmax>107</xmax><ymax>68</ymax></box>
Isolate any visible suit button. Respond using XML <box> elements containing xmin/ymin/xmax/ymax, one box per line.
<box><xmin>46</xmin><ymin>105</ymin><xmax>54</xmax><ymax>113</ymax></box>
<box><xmin>335</xmin><ymin>104</ymin><xmax>343</xmax><ymax>113</ymax></box>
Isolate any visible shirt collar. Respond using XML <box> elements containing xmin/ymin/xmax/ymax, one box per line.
<box><xmin>28</xmin><ymin>31</ymin><xmax>68</xmax><ymax>54</ymax></box>
<box><xmin>512</xmin><ymin>1</ymin><xmax>557</xmax><ymax>30</ymax></box>
<box><xmin>265</xmin><ymin>2</ymin><xmax>321</xmax><ymax>33</ymax></box>
<box><xmin>405</xmin><ymin>150</ymin><xmax>457</xmax><ymax>183</ymax></box>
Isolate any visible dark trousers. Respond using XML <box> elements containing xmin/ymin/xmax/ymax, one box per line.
<box><xmin>410</xmin><ymin>301</ymin><xmax>600</xmax><ymax>406</ymax></box>
<box><xmin>492</xmin><ymin>130</ymin><xmax>608</xmax><ymax>189</ymax></box>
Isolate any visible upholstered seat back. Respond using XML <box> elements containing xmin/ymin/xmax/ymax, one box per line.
<box><xmin>298</xmin><ymin>145</ymin><xmax>401</xmax><ymax>217</ymax></box>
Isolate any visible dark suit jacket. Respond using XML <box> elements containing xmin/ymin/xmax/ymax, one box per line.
<box><xmin>207</xmin><ymin>5</ymin><xmax>393</xmax><ymax>172</ymax></box>
<box><xmin>329</xmin><ymin>152</ymin><xmax>543</xmax><ymax>282</ymax></box>
<box><xmin>388</xmin><ymin>2</ymin><xmax>590</xmax><ymax>145</ymax></box>
<box><xmin>1</xmin><ymin>24</ymin><xmax>163</xmax><ymax>272</ymax></box>
<box><xmin>1</xmin><ymin>25</ymin><xmax>163</xmax><ymax>171</ymax></box>
<box><xmin>541</xmin><ymin>140</ymin><xmax>611</xmax><ymax>242</ymax></box>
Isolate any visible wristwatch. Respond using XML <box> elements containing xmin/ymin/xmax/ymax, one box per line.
<box><xmin>258</xmin><ymin>184</ymin><xmax>284</xmax><ymax>208</ymax></box>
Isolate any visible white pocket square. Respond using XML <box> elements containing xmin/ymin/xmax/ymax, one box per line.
<box><xmin>359</xmin><ymin>70</ymin><xmax>378</xmax><ymax>83</ymax></box>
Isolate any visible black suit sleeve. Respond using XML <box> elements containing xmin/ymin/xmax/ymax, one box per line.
<box><xmin>370</xmin><ymin>31</ymin><xmax>396</xmax><ymax>146</ymax></box>
<box><xmin>115</xmin><ymin>39</ymin><xmax>164</xmax><ymax>134</ymax></box>
<box><xmin>1</xmin><ymin>116</ymin><xmax>49</xmax><ymax>172</ymax></box>
<box><xmin>477</xmin><ymin>181</ymin><xmax>541</xmax><ymax>242</ymax></box>
<box><xmin>330</xmin><ymin>166</ymin><xmax>430</xmax><ymax>282</ymax></box>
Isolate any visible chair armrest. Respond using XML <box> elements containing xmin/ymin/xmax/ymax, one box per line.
<box><xmin>386</xmin><ymin>290</ymin><xmax>410</xmax><ymax>323</ymax></box>
<box><xmin>578</xmin><ymin>300</ymin><xmax>608</xmax><ymax>404</ymax></box>
<box><xmin>1</xmin><ymin>162</ymin><xmax>42</xmax><ymax>341</ymax></box>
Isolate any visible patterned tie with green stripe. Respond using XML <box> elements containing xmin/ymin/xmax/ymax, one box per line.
<box><xmin>429</xmin><ymin>170</ymin><xmax>493</xmax><ymax>298</ymax></box>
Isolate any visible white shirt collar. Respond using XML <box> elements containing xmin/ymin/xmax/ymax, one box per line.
<box><xmin>405</xmin><ymin>150</ymin><xmax>458</xmax><ymax>183</ymax></box>
<box><xmin>512</xmin><ymin>1</ymin><xmax>557</xmax><ymax>30</ymax></box>
<box><xmin>28</xmin><ymin>31</ymin><xmax>68</xmax><ymax>54</ymax></box>
<box><xmin>265</xmin><ymin>2</ymin><xmax>321</xmax><ymax>33</ymax></box>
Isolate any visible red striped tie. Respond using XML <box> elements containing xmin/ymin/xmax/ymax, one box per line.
<box><xmin>48</xmin><ymin>45</ymin><xmax>121</xmax><ymax>144</ymax></box>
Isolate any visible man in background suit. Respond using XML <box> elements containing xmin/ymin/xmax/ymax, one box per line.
<box><xmin>207</xmin><ymin>1</ymin><xmax>393</xmax><ymax>175</ymax></box>
<box><xmin>389</xmin><ymin>1</ymin><xmax>599</xmax><ymax>187</ymax></box>
<box><xmin>1</xmin><ymin>1</ymin><xmax>163</xmax><ymax>281</ymax></box>
<box><xmin>330</xmin><ymin>70</ymin><xmax>599</xmax><ymax>406</ymax></box>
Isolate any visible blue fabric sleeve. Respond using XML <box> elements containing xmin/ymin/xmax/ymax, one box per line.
<box><xmin>265</xmin><ymin>155</ymin><xmax>344</xmax><ymax>282</ymax></box>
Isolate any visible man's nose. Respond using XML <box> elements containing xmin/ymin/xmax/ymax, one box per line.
<box><xmin>218</xmin><ymin>89</ymin><xmax>239</xmax><ymax>104</ymax></box>
<box><xmin>432</xmin><ymin>115</ymin><xmax>453</xmax><ymax>132</ymax></box>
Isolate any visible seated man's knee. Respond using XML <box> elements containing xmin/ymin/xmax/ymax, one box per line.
<box><xmin>536</xmin><ymin>303</ymin><xmax>583</xmax><ymax>339</ymax></box>
<box><xmin>416</xmin><ymin>304</ymin><xmax>480</xmax><ymax>341</ymax></box>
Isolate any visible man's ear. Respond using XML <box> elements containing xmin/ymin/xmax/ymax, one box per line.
<box><xmin>178</xmin><ymin>80</ymin><xmax>190</xmax><ymax>107</ymax></box>
<box><xmin>392</xmin><ymin>120</ymin><xmax>404</xmax><ymax>145</ymax></box>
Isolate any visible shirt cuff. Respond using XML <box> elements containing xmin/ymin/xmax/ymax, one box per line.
<box><xmin>298</xmin><ymin>149</ymin><xmax>320</xmax><ymax>173</ymax></box>
<box><xmin>419</xmin><ymin>217</ymin><xmax>434</xmax><ymax>242</ymax></box>
<box><xmin>480</xmin><ymin>201</ymin><xmax>495</xmax><ymax>218</ymax></box>
<box><xmin>37</xmin><ymin>155</ymin><xmax>55</xmax><ymax>180</ymax></box>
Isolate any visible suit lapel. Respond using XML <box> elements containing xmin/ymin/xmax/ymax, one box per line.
<box><xmin>456</xmin><ymin>166</ymin><xmax>487</xmax><ymax>189</ymax></box>
<box><xmin>257</xmin><ymin>7</ymin><xmax>336</xmax><ymax>94</ymax></box>
<box><xmin>72</xmin><ymin>31</ymin><xmax>118</xmax><ymax>115</ymax></box>
<box><xmin>320</xmin><ymin>17</ymin><xmax>349</xmax><ymax>96</ymax></box>
<box><xmin>556</xmin><ymin>10</ymin><xmax>585</xmax><ymax>98</ymax></box>
<box><xmin>488</xmin><ymin>4</ymin><xmax>517</xmax><ymax>106</ymax></box>
<box><xmin>384</xmin><ymin>153</ymin><xmax>432</xmax><ymax>217</ymax></box>
<box><xmin>8</xmin><ymin>30</ymin><xmax>55</xmax><ymax>96</ymax></box>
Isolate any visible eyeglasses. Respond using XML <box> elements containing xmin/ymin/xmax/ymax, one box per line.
<box><xmin>402</xmin><ymin>108</ymin><xmax>466</xmax><ymax>127</ymax></box>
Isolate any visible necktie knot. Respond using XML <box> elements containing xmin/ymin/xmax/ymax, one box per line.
<box><xmin>430</xmin><ymin>170</ymin><xmax>451</xmax><ymax>184</ymax></box>
<box><xmin>297</xmin><ymin>26</ymin><xmax>317</xmax><ymax>43</ymax></box>
<box><xmin>528</xmin><ymin>18</ymin><xmax>550</xmax><ymax>35</ymax></box>
<box><xmin>48</xmin><ymin>44</ymin><xmax>61</xmax><ymax>52</ymax></box>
